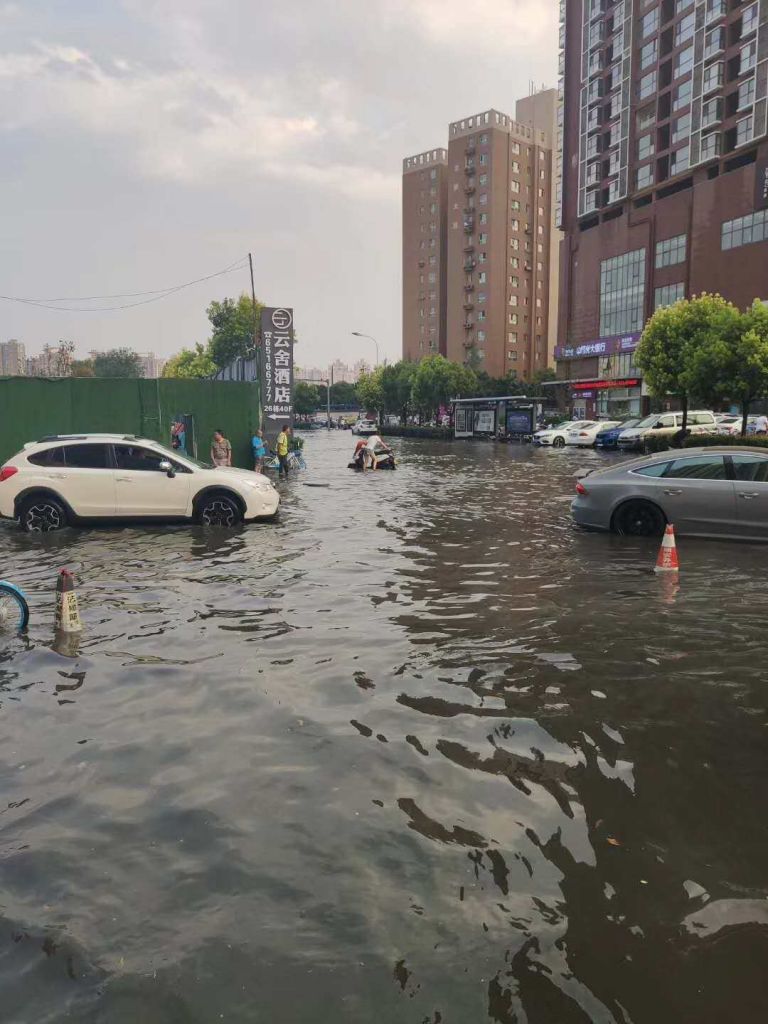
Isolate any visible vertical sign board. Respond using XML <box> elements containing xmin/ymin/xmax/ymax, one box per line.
<box><xmin>260</xmin><ymin>307</ymin><xmax>294</xmax><ymax>443</ymax></box>
<box><xmin>755</xmin><ymin>155</ymin><xmax>768</xmax><ymax>211</ymax></box>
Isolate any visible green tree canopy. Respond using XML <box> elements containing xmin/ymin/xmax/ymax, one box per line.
<box><xmin>207</xmin><ymin>294</ymin><xmax>262</xmax><ymax>369</ymax></box>
<box><xmin>329</xmin><ymin>380</ymin><xmax>358</xmax><ymax>407</ymax></box>
<box><xmin>70</xmin><ymin>359</ymin><xmax>94</xmax><ymax>378</ymax></box>
<box><xmin>356</xmin><ymin>367</ymin><xmax>385</xmax><ymax>417</ymax></box>
<box><xmin>162</xmin><ymin>343</ymin><xmax>216</xmax><ymax>379</ymax></box>
<box><xmin>380</xmin><ymin>361</ymin><xmax>417</xmax><ymax>423</ymax></box>
<box><xmin>635</xmin><ymin>293</ymin><xmax>739</xmax><ymax>431</ymax></box>
<box><xmin>92</xmin><ymin>348</ymin><xmax>144</xmax><ymax>378</ymax></box>
<box><xmin>294</xmin><ymin>381</ymin><xmax>320</xmax><ymax>416</ymax></box>
<box><xmin>411</xmin><ymin>355</ymin><xmax>477</xmax><ymax>420</ymax></box>
<box><xmin>727</xmin><ymin>301</ymin><xmax>768</xmax><ymax>434</ymax></box>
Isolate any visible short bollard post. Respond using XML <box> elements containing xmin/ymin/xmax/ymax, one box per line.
<box><xmin>55</xmin><ymin>569</ymin><xmax>83</xmax><ymax>633</ymax></box>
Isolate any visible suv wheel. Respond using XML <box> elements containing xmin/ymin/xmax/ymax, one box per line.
<box><xmin>197</xmin><ymin>494</ymin><xmax>242</xmax><ymax>528</ymax></box>
<box><xmin>18</xmin><ymin>495</ymin><xmax>68</xmax><ymax>533</ymax></box>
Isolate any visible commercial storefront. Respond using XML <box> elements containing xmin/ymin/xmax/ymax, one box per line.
<box><xmin>546</xmin><ymin>330</ymin><xmax>651</xmax><ymax>419</ymax></box>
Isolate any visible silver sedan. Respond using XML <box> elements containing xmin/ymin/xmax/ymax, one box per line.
<box><xmin>571</xmin><ymin>447</ymin><xmax>768</xmax><ymax>541</ymax></box>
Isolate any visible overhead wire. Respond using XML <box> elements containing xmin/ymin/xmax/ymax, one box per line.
<box><xmin>0</xmin><ymin>256</ymin><xmax>250</xmax><ymax>313</ymax></box>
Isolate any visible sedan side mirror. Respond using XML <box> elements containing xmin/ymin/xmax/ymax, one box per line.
<box><xmin>159</xmin><ymin>460</ymin><xmax>175</xmax><ymax>478</ymax></box>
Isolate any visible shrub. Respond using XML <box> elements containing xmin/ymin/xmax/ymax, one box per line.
<box><xmin>380</xmin><ymin>425</ymin><xmax>452</xmax><ymax>440</ymax></box>
<box><xmin>643</xmin><ymin>434</ymin><xmax>673</xmax><ymax>453</ymax></box>
<box><xmin>683</xmin><ymin>432</ymin><xmax>768</xmax><ymax>449</ymax></box>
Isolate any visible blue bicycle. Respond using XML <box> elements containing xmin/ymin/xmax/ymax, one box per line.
<box><xmin>0</xmin><ymin>581</ymin><xmax>29</xmax><ymax>633</ymax></box>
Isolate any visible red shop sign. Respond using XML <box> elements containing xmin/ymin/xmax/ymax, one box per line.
<box><xmin>572</xmin><ymin>378</ymin><xmax>640</xmax><ymax>391</ymax></box>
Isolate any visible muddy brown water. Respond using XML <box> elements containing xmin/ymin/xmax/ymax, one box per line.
<box><xmin>1</xmin><ymin>431</ymin><xmax>767</xmax><ymax>1023</ymax></box>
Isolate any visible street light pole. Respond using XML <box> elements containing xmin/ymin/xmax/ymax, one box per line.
<box><xmin>351</xmin><ymin>331</ymin><xmax>379</xmax><ymax>369</ymax></box>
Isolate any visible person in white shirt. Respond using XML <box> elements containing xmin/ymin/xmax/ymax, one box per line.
<box><xmin>754</xmin><ymin>414</ymin><xmax>768</xmax><ymax>434</ymax></box>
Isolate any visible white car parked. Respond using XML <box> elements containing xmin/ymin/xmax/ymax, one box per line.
<box><xmin>565</xmin><ymin>420</ymin><xmax>621</xmax><ymax>447</ymax></box>
<box><xmin>533</xmin><ymin>421</ymin><xmax>582</xmax><ymax>448</ymax></box>
<box><xmin>0</xmin><ymin>434</ymin><xmax>280</xmax><ymax>532</ymax></box>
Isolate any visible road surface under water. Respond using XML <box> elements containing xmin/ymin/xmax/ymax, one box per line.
<box><xmin>1</xmin><ymin>432</ymin><xmax>768</xmax><ymax>1023</ymax></box>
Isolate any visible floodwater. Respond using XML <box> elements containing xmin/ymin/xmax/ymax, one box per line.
<box><xmin>1</xmin><ymin>432</ymin><xmax>768</xmax><ymax>1024</ymax></box>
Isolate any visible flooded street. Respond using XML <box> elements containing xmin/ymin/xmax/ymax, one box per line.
<box><xmin>2</xmin><ymin>430</ymin><xmax>768</xmax><ymax>1023</ymax></box>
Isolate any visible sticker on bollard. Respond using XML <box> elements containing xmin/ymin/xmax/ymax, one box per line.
<box><xmin>55</xmin><ymin>569</ymin><xmax>83</xmax><ymax>632</ymax></box>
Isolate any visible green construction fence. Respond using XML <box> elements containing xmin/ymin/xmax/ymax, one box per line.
<box><xmin>0</xmin><ymin>377</ymin><xmax>260</xmax><ymax>467</ymax></box>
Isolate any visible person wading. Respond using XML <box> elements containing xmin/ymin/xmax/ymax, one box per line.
<box><xmin>251</xmin><ymin>429</ymin><xmax>267</xmax><ymax>473</ymax></box>
<box><xmin>211</xmin><ymin>429</ymin><xmax>232</xmax><ymax>468</ymax></box>
<box><xmin>276</xmin><ymin>425</ymin><xmax>292</xmax><ymax>479</ymax></box>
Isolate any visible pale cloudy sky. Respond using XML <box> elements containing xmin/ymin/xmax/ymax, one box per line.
<box><xmin>0</xmin><ymin>0</ymin><xmax>557</xmax><ymax>367</ymax></box>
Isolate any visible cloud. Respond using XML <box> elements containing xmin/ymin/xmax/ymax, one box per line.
<box><xmin>401</xmin><ymin>0</ymin><xmax>557</xmax><ymax>51</ymax></box>
<box><xmin>0</xmin><ymin>39</ymin><xmax>397</xmax><ymax>198</ymax></box>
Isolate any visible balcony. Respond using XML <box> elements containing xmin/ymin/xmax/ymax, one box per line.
<box><xmin>464</xmin><ymin>184</ymin><xmax>476</xmax><ymax>195</ymax></box>
<box><xmin>463</xmin><ymin>220</ymin><xmax>475</xmax><ymax>234</ymax></box>
<box><xmin>463</xmin><ymin>242</ymin><xmax>475</xmax><ymax>253</ymax></box>
<box><xmin>463</xmin><ymin>301</ymin><xmax>474</xmax><ymax>311</ymax></box>
<box><xmin>462</xmin><ymin>338</ymin><xmax>475</xmax><ymax>348</ymax></box>
<box><xmin>463</xmin><ymin>205</ymin><xmax>475</xmax><ymax>215</ymax></box>
<box><xmin>463</xmin><ymin>259</ymin><xmax>476</xmax><ymax>271</ymax></box>
<box><xmin>418</xmin><ymin>258</ymin><xmax>426</xmax><ymax>267</ymax></box>
<box><xmin>463</xmin><ymin>320</ymin><xmax>474</xmax><ymax>330</ymax></box>
<box><xmin>465</xmin><ymin>142</ymin><xmax>476</xmax><ymax>155</ymax></box>
<box><xmin>464</xmin><ymin>282</ymin><xmax>475</xmax><ymax>292</ymax></box>
<box><xmin>464</xmin><ymin>161</ymin><xmax>475</xmax><ymax>174</ymax></box>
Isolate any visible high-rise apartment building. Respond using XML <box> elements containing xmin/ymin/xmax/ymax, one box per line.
<box><xmin>402</xmin><ymin>149</ymin><xmax>449</xmax><ymax>361</ymax></box>
<box><xmin>0</xmin><ymin>339</ymin><xmax>26</xmax><ymax>376</ymax></box>
<box><xmin>402</xmin><ymin>92</ymin><xmax>560</xmax><ymax>380</ymax></box>
<box><xmin>555</xmin><ymin>0</ymin><xmax>768</xmax><ymax>419</ymax></box>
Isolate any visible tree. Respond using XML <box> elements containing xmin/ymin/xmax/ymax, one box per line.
<box><xmin>411</xmin><ymin>355</ymin><xmax>477</xmax><ymax>422</ymax></box>
<box><xmin>162</xmin><ymin>343</ymin><xmax>216</xmax><ymax>379</ymax></box>
<box><xmin>329</xmin><ymin>381</ymin><xmax>358</xmax><ymax>408</ymax></box>
<box><xmin>473</xmin><ymin>370</ymin><xmax>525</xmax><ymax>398</ymax></box>
<box><xmin>356</xmin><ymin>368</ymin><xmax>385</xmax><ymax>418</ymax></box>
<box><xmin>207</xmin><ymin>294</ymin><xmax>263</xmax><ymax>369</ymax></box>
<box><xmin>71</xmin><ymin>359</ymin><xmax>94</xmax><ymax>378</ymax></box>
<box><xmin>380</xmin><ymin>361</ymin><xmax>417</xmax><ymax>424</ymax></box>
<box><xmin>733</xmin><ymin>302</ymin><xmax>768</xmax><ymax>435</ymax></box>
<box><xmin>294</xmin><ymin>381</ymin><xmax>320</xmax><ymax>417</ymax></box>
<box><xmin>93</xmin><ymin>348</ymin><xmax>144</xmax><ymax>378</ymax></box>
<box><xmin>635</xmin><ymin>293</ymin><xmax>739</xmax><ymax>433</ymax></box>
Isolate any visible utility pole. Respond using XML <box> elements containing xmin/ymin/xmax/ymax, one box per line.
<box><xmin>248</xmin><ymin>253</ymin><xmax>263</xmax><ymax>428</ymax></box>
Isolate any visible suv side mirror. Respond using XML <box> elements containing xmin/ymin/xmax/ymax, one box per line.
<box><xmin>159</xmin><ymin>460</ymin><xmax>175</xmax><ymax>478</ymax></box>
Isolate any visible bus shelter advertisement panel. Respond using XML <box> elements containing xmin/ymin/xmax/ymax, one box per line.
<box><xmin>261</xmin><ymin>307</ymin><xmax>294</xmax><ymax>443</ymax></box>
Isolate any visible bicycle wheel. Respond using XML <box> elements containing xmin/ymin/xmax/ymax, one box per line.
<box><xmin>0</xmin><ymin>582</ymin><xmax>30</xmax><ymax>633</ymax></box>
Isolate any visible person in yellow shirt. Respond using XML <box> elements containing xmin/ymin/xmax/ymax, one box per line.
<box><xmin>276</xmin><ymin>425</ymin><xmax>291</xmax><ymax>478</ymax></box>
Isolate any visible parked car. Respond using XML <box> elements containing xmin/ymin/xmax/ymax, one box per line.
<box><xmin>616</xmin><ymin>411</ymin><xmax>718</xmax><ymax>451</ymax></box>
<box><xmin>565</xmin><ymin>420</ymin><xmax>621</xmax><ymax>447</ymax></box>
<box><xmin>717</xmin><ymin>415</ymin><xmax>759</xmax><ymax>436</ymax></box>
<box><xmin>571</xmin><ymin>446</ymin><xmax>768</xmax><ymax>540</ymax></box>
<box><xmin>594</xmin><ymin>418</ymin><xmax>641</xmax><ymax>450</ymax></box>
<box><xmin>352</xmin><ymin>419</ymin><xmax>378</xmax><ymax>436</ymax></box>
<box><xmin>0</xmin><ymin>434</ymin><xmax>280</xmax><ymax>532</ymax></box>
<box><xmin>533</xmin><ymin>421</ymin><xmax>581</xmax><ymax>448</ymax></box>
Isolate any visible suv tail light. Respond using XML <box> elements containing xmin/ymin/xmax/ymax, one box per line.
<box><xmin>575</xmin><ymin>481</ymin><xmax>588</xmax><ymax>495</ymax></box>
<box><xmin>0</xmin><ymin>466</ymin><xmax>18</xmax><ymax>483</ymax></box>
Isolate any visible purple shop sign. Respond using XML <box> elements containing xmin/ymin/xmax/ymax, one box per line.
<box><xmin>555</xmin><ymin>331</ymin><xmax>641</xmax><ymax>361</ymax></box>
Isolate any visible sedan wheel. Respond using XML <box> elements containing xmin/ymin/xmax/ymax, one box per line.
<box><xmin>198</xmin><ymin>495</ymin><xmax>242</xmax><ymax>528</ymax></box>
<box><xmin>19</xmin><ymin>496</ymin><xmax>67</xmax><ymax>533</ymax></box>
<box><xmin>613</xmin><ymin>500</ymin><xmax>666</xmax><ymax>538</ymax></box>
<box><xmin>552</xmin><ymin>436</ymin><xmax>566</xmax><ymax>448</ymax></box>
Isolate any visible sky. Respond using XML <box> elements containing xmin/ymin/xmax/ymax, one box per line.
<box><xmin>0</xmin><ymin>0</ymin><xmax>557</xmax><ymax>368</ymax></box>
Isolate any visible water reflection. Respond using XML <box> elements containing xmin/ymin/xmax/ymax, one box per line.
<box><xmin>0</xmin><ymin>433</ymin><xmax>767</xmax><ymax>1022</ymax></box>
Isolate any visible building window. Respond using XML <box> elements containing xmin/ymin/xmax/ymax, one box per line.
<box><xmin>510</xmin><ymin>237</ymin><xmax>519</xmax><ymax>250</ymax></box>
<box><xmin>742</xmin><ymin>2</ymin><xmax>758</xmax><ymax>35</ymax></box>
<box><xmin>672</xmin><ymin>114</ymin><xmax>692</xmax><ymax>146</ymax></box>
<box><xmin>639</xmin><ymin>70</ymin><xmax>657</xmax><ymax>99</ymax></box>
<box><xmin>700</xmin><ymin>131</ymin><xmax>721</xmax><ymax>160</ymax></box>
<box><xmin>638</xmin><ymin>133</ymin><xmax>655</xmax><ymax>159</ymax></box>
<box><xmin>429</xmin><ymin>255</ymin><xmax>436</xmax><ymax>265</ymax></box>
<box><xmin>511</xmin><ymin>218</ymin><xmax>519</xmax><ymax>230</ymax></box>
<box><xmin>512</xmin><ymin>160</ymin><xmax>520</xmax><ymax>173</ymax></box>
<box><xmin>675</xmin><ymin>45</ymin><xmax>694</xmax><ymax>79</ymax></box>
<box><xmin>478</xmin><ymin>292</ymin><xmax>486</xmax><ymax>303</ymax></box>
<box><xmin>654</xmin><ymin>282</ymin><xmax>685</xmax><ymax>309</ymax></box>
<box><xmin>706</xmin><ymin>0</ymin><xmax>726</xmax><ymax>20</ymax></box>
<box><xmin>721</xmin><ymin>210</ymin><xmax>768</xmax><ymax>250</ymax></box>
<box><xmin>735</xmin><ymin>114</ymin><xmax>753</xmax><ymax>147</ymax></box>
<box><xmin>511</xmin><ymin>141</ymin><xmax>520</xmax><ymax>154</ymax></box>
<box><xmin>479</xmin><ymin>193</ymin><xmax>488</xmax><ymax>204</ymax></box>
<box><xmin>655</xmin><ymin>233</ymin><xmax>687</xmax><ymax>268</ymax></box>
<box><xmin>671</xmin><ymin>145</ymin><xmax>689</xmax><ymax>172</ymax></box>
<box><xmin>674</xmin><ymin>78</ymin><xmax>693</xmax><ymax>109</ymax></box>
<box><xmin>641</xmin><ymin>39</ymin><xmax>657</xmax><ymax>69</ymax></box>
<box><xmin>636</xmin><ymin>104</ymin><xmax>655</xmax><ymax>132</ymax></box>
<box><xmin>479</xmin><ymin>153</ymin><xmax>488</xmax><ymax>165</ymax></box>
<box><xmin>479</xmin><ymin>173</ymin><xmax>488</xmax><ymax>185</ymax></box>
<box><xmin>479</xmin><ymin>232</ymin><xmax>488</xmax><ymax>243</ymax></box>
<box><xmin>477</xmin><ymin>330</ymin><xmax>486</xmax><ymax>342</ymax></box>
<box><xmin>479</xmin><ymin>251</ymin><xmax>487</xmax><ymax>262</ymax></box>
<box><xmin>478</xmin><ymin>310</ymin><xmax>487</xmax><ymax>320</ymax></box>
<box><xmin>429</xmin><ymin>168</ymin><xmax>437</xmax><ymax>180</ymax></box>
<box><xmin>738</xmin><ymin>76</ymin><xmax>756</xmax><ymax>110</ymax></box>
<box><xmin>740</xmin><ymin>40</ymin><xmax>757</xmax><ymax>73</ymax></box>
<box><xmin>701</xmin><ymin>98</ymin><xmax>722</xmax><ymax>128</ymax></box>
<box><xmin>509</xmin><ymin>295</ymin><xmax>518</xmax><ymax>306</ymax></box>
<box><xmin>428</xmin><ymin>272</ymin><xmax>436</xmax><ymax>283</ymax></box>
<box><xmin>674</xmin><ymin>11</ymin><xmax>695</xmax><ymax>44</ymax></box>
<box><xmin>599</xmin><ymin>248</ymin><xmax>646</xmax><ymax>336</ymax></box>
<box><xmin>510</xmin><ymin>180</ymin><xmax>520</xmax><ymax>193</ymax></box>
<box><xmin>508</xmin><ymin>332</ymin><xmax>518</xmax><ymax>343</ymax></box>
<box><xmin>509</xmin><ymin>313</ymin><xmax>518</xmax><ymax>325</ymax></box>
<box><xmin>642</xmin><ymin>6</ymin><xmax>659</xmax><ymax>37</ymax></box>
<box><xmin>478</xmin><ymin>271</ymin><xmax>487</xmax><ymax>283</ymax></box>
<box><xmin>511</xmin><ymin>256</ymin><xmax>519</xmax><ymax>268</ymax></box>
<box><xmin>479</xmin><ymin>213</ymin><xmax>488</xmax><ymax>224</ymax></box>
<box><xmin>703</xmin><ymin>61</ymin><xmax>724</xmax><ymax>94</ymax></box>
<box><xmin>637</xmin><ymin>163</ymin><xmax>653</xmax><ymax>189</ymax></box>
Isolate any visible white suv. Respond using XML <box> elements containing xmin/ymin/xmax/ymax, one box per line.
<box><xmin>0</xmin><ymin>434</ymin><xmax>280</xmax><ymax>532</ymax></box>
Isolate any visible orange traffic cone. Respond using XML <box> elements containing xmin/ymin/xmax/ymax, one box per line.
<box><xmin>654</xmin><ymin>524</ymin><xmax>679</xmax><ymax>573</ymax></box>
